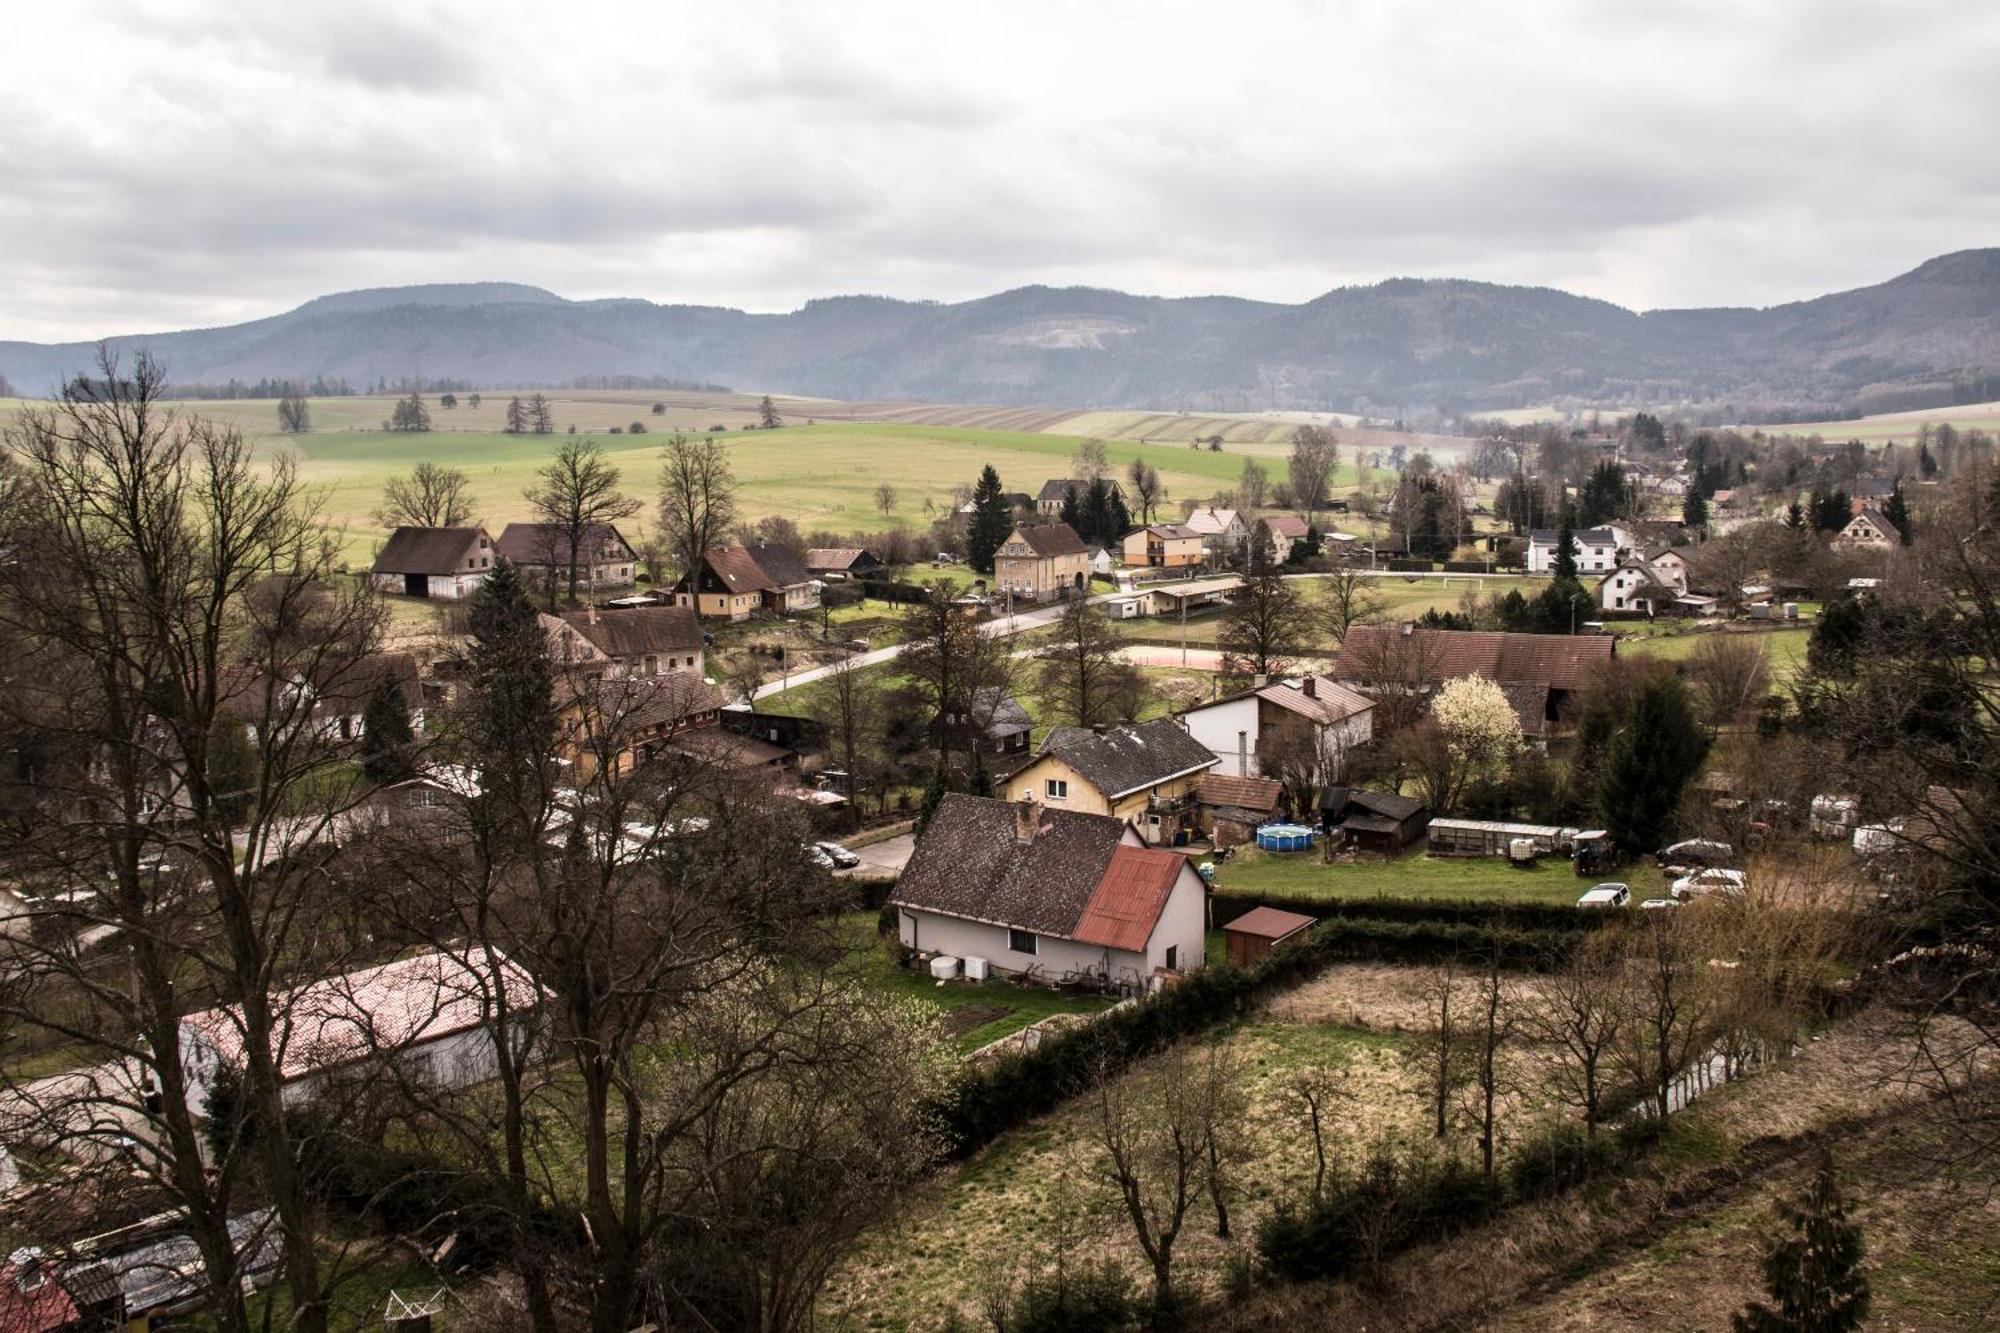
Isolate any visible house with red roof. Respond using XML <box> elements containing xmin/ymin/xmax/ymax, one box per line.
<box><xmin>888</xmin><ymin>794</ymin><xmax>1207</xmax><ymax>992</ymax></box>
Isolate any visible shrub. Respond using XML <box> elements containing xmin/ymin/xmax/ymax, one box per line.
<box><xmin>1009</xmin><ymin>1261</ymin><xmax>1140</xmax><ymax>1333</ymax></box>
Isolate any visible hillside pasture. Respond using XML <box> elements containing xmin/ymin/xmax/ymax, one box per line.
<box><xmin>1757</xmin><ymin>397</ymin><xmax>2000</xmax><ymax>445</ymax></box>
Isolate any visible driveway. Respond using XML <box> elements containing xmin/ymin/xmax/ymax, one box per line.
<box><xmin>840</xmin><ymin>833</ymin><xmax>915</xmax><ymax>878</ymax></box>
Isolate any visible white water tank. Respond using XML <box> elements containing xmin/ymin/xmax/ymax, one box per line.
<box><xmin>929</xmin><ymin>955</ymin><xmax>961</xmax><ymax>981</ymax></box>
<box><xmin>964</xmin><ymin>956</ymin><xmax>989</xmax><ymax>982</ymax></box>
<box><xmin>1507</xmin><ymin>838</ymin><xmax>1537</xmax><ymax>863</ymax></box>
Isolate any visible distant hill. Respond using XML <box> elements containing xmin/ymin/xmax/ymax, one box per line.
<box><xmin>6</xmin><ymin>252</ymin><xmax>2000</xmax><ymax>416</ymax></box>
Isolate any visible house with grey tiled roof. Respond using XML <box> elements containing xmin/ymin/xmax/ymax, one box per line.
<box><xmin>1008</xmin><ymin>717</ymin><xmax>1218</xmax><ymax>845</ymax></box>
<box><xmin>888</xmin><ymin>794</ymin><xmax>1206</xmax><ymax>990</ymax></box>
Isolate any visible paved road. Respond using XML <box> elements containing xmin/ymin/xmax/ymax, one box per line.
<box><xmin>838</xmin><ymin>833</ymin><xmax>915</xmax><ymax>878</ymax></box>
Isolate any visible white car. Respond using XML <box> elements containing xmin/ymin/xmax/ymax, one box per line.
<box><xmin>802</xmin><ymin>844</ymin><xmax>836</xmax><ymax>870</ymax></box>
<box><xmin>1577</xmin><ymin>883</ymin><xmax>1630</xmax><ymax>908</ymax></box>
<box><xmin>1670</xmin><ymin>868</ymin><xmax>1747</xmax><ymax>900</ymax></box>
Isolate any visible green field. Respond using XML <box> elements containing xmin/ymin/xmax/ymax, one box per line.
<box><xmin>1619</xmin><ymin>624</ymin><xmax>1812</xmax><ymax>679</ymax></box>
<box><xmin>1211</xmin><ymin>845</ymin><xmax>1666</xmax><ymax>905</ymax></box>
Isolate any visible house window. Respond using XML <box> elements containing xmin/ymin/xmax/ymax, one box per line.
<box><xmin>1045</xmin><ymin>779</ymin><xmax>1068</xmax><ymax>800</ymax></box>
<box><xmin>1147</xmin><ymin>813</ymin><xmax>1162</xmax><ymax>827</ymax></box>
<box><xmin>1164</xmin><ymin>945</ymin><xmax>1179</xmax><ymax>971</ymax></box>
<box><xmin>1008</xmin><ymin>928</ymin><xmax>1037</xmax><ymax>955</ymax></box>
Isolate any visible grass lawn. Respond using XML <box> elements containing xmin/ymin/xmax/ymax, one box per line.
<box><xmin>834</xmin><ymin>913</ymin><xmax>1113</xmax><ymax>1053</ymax></box>
<box><xmin>1619</xmin><ymin>625</ymin><xmax>1812</xmax><ymax>680</ymax></box>
<box><xmin>1211</xmin><ymin>845</ymin><xmax>1666</xmax><ymax>906</ymax></box>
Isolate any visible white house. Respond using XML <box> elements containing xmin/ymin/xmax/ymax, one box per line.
<box><xmin>1177</xmin><ymin>675</ymin><xmax>1375</xmax><ymax>778</ymax></box>
<box><xmin>1084</xmin><ymin>545</ymin><xmax>1116</xmax><ymax>577</ymax></box>
<box><xmin>1597</xmin><ymin>556</ymin><xmax>1687</xmax><ymax>615</ymax></box>
<box><xmin>1526</xmin><ymin>525</ymin><xmax>1630</xmax><ymax>574</ymax></box>
<box><xmin>179</xmin><ymin>949</ymin><xmax>542</xmax><ymax>1110</ymax></box>
<box><xmin>1184</xmin><ymin>505</ymin><xmax>1249</xmax><ymax>557</ymax></box>
<box><xmin>1836</xmin><ymin>507</ymin><xmax>1902</xmax><ymax>550</ymax></box>
<box><xmin>888</xmin><ymin>795</ymin><xmax>1208</xmax><ymax>992</ymax></box>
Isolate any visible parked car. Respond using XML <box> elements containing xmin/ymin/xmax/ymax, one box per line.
<box><xmin>814</xmin><ymin>840</ymin><xmax>861</xmax><ymax>869</ymax></box>
<box><xmin>1659</xmin><ymin>838</ymin><xmax>1733</xmax><ymax>866</ymax></box>
<box><xmin>1577</xmin><ymin>883</ymin><xmax>1630</xmax><ymax>908</ymax></box>
<box><xmin>802</xmin><ymin>844</ymin><xmax>836</xmax><ymax>870</ymax></box>
<box><xmin>1670</xmin><ymin>868</ymin><xmax>1748</xmax><ymax>900</ymax></box>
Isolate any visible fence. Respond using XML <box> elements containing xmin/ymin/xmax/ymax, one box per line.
<box><xmin>1626</xmin><ymin>1037</ymin><xmax>1796</xmax><ymax>1120</ymax></box>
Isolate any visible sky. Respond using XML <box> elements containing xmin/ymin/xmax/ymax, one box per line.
<box><xmin>4</xmin><ymin>0</ymin><xmax>1998</xmax><ymax>342</ymax></box>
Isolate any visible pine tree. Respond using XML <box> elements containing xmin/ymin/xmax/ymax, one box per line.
<box><xmin>360</xmin><ymin>676</ymin><xmax>416</xmax><ymax>784</ymax></box>
<box><xmin>1733</xmin><ymin>1150</ymin><xmax>1869</xmax><ymax>1333</ymax></box>
<box><xmin>1786</xmin><ymin>502</ymin><xmax>1806</xmax><ymax>531</ymax></box>
<box><xmin>1106</xmin><ymin>488</ymin><xmax>1132</xmax><ymax>541</ymax></box>
<box><xmin>1553</xmin><ymin>513</ymin><xmax>1579</xmax><ymax>581</ymax></box>
<box><xmin>967</xmin><ymin>465</ymin><xmax>1013</xmax><ymax>574</ymax></box>
<box><xmin>1882</xmin><ymin>481</ymin><xmax>1912</xmax><ymax>545</ymax></box>
<box><xmin>1058</xmin><ymin>484</ymin><xmax>1083</xmax><ymax>536</ymax></box>
<box><xmin>759</xmin><ymin>394</ymin><xmax>782</xmax><ymax>429</ymax></box>
<box><xmin>1682</xmin><ymin>490</ymin><xmax>1709</xmax><ymax>533</ymax></box>
<box><xmin>529</xmin><ymin>392</ymin><xmax>554</xmax><ymax>434</ymax></box>
<box><xmin>1083</xmin><ymin>477</ymin><xmax>1113</xmax><ymax>544</ymax></box>
<box><xmin>464</xmin><ymin>558</ymin><xmax>557</xmax><ymax>816</ymax></box>
<box><xmin>505</xmin><ymin>396</ymin><xmax>528</xmax><ymax>434</ymax></box>
<box><xmin>1598</xmin><ymin>674</ymin><xmax>1709</xmax><ymax>853</ymax></box>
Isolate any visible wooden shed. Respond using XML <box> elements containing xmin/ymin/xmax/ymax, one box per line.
<box><xmin>1222</xmin><ymin>906</ymin><xmax>1317</xmax><ymax>966</ymax></box>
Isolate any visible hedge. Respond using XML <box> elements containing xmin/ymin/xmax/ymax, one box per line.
<box><xmin>1211</xmin><ymin>892</ymin><xmax>1607</xmax><ymax>936</ymax></box>
<box><xmin>933</xmin><ymin>916</ymin><xmax>1575</xmax><ymax>1157</ymax></box>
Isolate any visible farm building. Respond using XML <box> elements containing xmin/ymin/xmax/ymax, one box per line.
<box><xmin>178</xmin><ymin>950</ymin><xmax>542</xmax><ymax>1111</ymax></box>
<box><xmin>1009</xmin><ymin>717</ymin><xmax>1218</xmax><ymax>846</ymax></box>
<box><xmin>744</xmin><ymin>542</ymin><xmax>820</xmax><ymax>613</ymax></box>
<box><xmin>1221</xmin><ymin>906</ymin><xmax>1317</xmax><ymax>966</ymax></box>
<box><xmin>805</xmin><ymin>547</ymin><xmax>882</xmax><ymax>578</ymax></box>
<box><xmin>1321</xmin><ymin>788</ymin><xmax>1429</xmax><ymax>854</ymax></box>
<box><xmin>1178</xmin><ymin>675</ymin><xmax>1375</xmax><ymax>778</ymax></box>
<box><xmin>1141</xmin><ymin>575</ymin><xmax>1242</xmax><ymax>618</ymax></box>
<box><xmin>495</xmin><ymin>521</ymin><xmax>638</xmax><ymax>592</ymax></box>
<box><xmin>889</xmin><ymin>794</ymin><xmax>1207</xmax><ymax>991</ymax></box>
<box><xmin>1194</xmin><ymin>772</ymin><xmax>1284</xmax><ymax>847</ymax></box>
<box><xmin>368</xmin><ymin>525</ymin><xmax>496</xmax><ymax>600</ymax></box>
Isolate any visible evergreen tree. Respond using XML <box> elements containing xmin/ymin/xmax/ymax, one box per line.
<box><xmin>1058</xmin><ymin>484</ymin><xmax>1083</xmax><ymax>536</ymax></box>
<box><xmin>387</xmin><ymin>391</ymin><xmax>431</xmax><ymax>432</ymax></box>
<box><xmin>1882</xmin><ymin>481</ymin><xmax>1912</xmax><ymax>545</ymax></box>
<box><xmin>1106</xmin><ymin>488</ymin><xmax>1132</xmax><ymax>540</ymax></box>
<box><xmin>1083</xmin><ymin>477</ymin><xmax>1114</xmax><ymax>544</ymax></box>
<box><xmin>1578</xmin><ymin>460</ymin><xmax>1629</xmax><ymax>526</ymax></box>
<box><xmin>1733</xmin><ymin>1150</ymin><xmax>1869</xmax><ymax>1333</ymax></box>
<box><xmin>1553</xmin><ymin>513</ymin><xmax>1579</xmax><ymax>581</ymax></box>
<box><xmin>505</xmin><ymin>396</ymin><xmax>529</xmax><ymax>434</ymax></box>
<box><xmin>758</xmin><ymin>394</ymin><xmax>782</xmax><ymax>429</ymax></box>
<box><xmin>967</xmin><ymin>465</ymin><xmax>1013</xmax><ymax>574</ymax></box>
<box><xmin>463</xmin><ymin>558</ymin><xmax>557</xmax><ymax>816</ymax></box>
<box><xmin>529</xmin><ymin>392</ymin><xmax>554</xmax><ymax>434</ymax></box>
<box><xmin>1682</xmin><ymin>489</ymin><xmax>1709</xmax><ymax>533</ymax></box>
<box><xmin>360</xmin><ymin>676</ymin><xmax>416</xmax><ymax>784</ymax></box>
<box><xmin>1598</xmin><ymin>674</ymin><xmax>1709</xmax><ymax>853</ymax></box>
<box><xmin>1786</xmin><ymin>502</ymin><xmax>1807</xmax><ymax>531</ymax></box>
<box><xmin>1805</xmin><ymin>595</ymin><xmax>1869</xmax><ymax>677</ymax></box>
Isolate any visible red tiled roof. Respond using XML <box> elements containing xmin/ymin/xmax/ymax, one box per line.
<box><xmin>1196</xmin><ymin>773</ymin><xmax>1284</xmax><ymax>813</ymax></box>
<box><xmin>700</xmin><ymin>547</ymin><xmax>777</xmax><ymax>594</ymax></box>
<box><xmin>1008</xmin><ymin>523</ymin><xmax>1088</xmax><ymax>558</ymax></box>
<box><xmin>1262</xmin><ymin>515</ymin><xmax>1309</xmax><ymax>537</ymax></box>
<box><xmin>1073</xmin><ymin>845</ymin><xmax>1185</xmax><ymax>952</ymax></box>
<box><xmin>1257</xmin><ymin>677</ymin><xmax>1374</xmax><ymax>726</ymax></box>
<box><xmin>1223</xmin><ymin>906</ymin><xmax>1317</xmax><ymax>941</ymax></box>
<box><xmin>1333</xmin><ymin>625</ymin><xmax>1613</xmax><ymax>692</ymax></box>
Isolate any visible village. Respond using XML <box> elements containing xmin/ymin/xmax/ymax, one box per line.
<box><xmin>0</xmin><ymin>357</ymin><xmax>1986</xmax><ymax>1333</ymax></box>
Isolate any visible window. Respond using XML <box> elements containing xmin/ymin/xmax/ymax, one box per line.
<box><xmin>1045</xmin><ymin>778</ymin><xmax>1068</xmax><ymax>800</ymax></box>
<box><xmin>1008</xmin><ymin>928</ymin><xmax>1037</xmax><ymax>955</ymax></box>
<box><xmin>1147</xmin><ymin>813</ymin><xmax>1162</xmax><ymax>827</ymax></box>
<box><xmin>1164</xmin><ymin>945</ymin><xmax>1180</xmax><ymax>971</ymax></box>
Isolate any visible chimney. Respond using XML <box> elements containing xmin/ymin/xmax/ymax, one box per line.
<box><xmin>1014</xmin><ymin>797</ymin><xmax>1038</xmax><ymax>844</ymax></box>
<box><xmin>1303</xmin><ymin>676</ymin><xmax>1317</xmax><ymax>699</ymax></box>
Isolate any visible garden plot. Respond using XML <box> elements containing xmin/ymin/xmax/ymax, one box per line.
<box><xmin>822</xmin><ymin>961</ymin><xmax>1567</xmax><ymax>1331</ymax></box>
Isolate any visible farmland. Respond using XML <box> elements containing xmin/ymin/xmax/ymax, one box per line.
<box><xmin>1758</xmin><ymin>397</ymin><xmax>2000</xmax><ymax>445</ymax></box>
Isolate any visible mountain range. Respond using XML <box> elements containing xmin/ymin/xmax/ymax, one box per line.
<box><xmin>7</xmin><ymin>252</ymin><xmax>2000</xmax><ymax>417</ymax></box>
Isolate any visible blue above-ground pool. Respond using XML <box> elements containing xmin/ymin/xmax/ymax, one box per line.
<box><xmin>1256</xmin><ymin>823</ymin><xmax>1318</xmax><ymax>852</ymax></box>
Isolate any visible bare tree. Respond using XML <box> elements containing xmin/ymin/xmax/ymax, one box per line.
<box><xmin>657</xmin><ymin>433</ymin><xmax>737</xmax><ymax>590</ymax></box>
<box><xmin>1459</xmin><ymin>944</ymin><xmax>1515</xmax><ymax>1181</ymax></box>
<box><xmin>1322</xmin><ymin>566</ymin><xmax>1384</xmax><ymax>643</ymax></box>
<box><xmin>1287</xmin><ymin>1060</ymin><xmax>1354</xmax><ymax>1200</ymax></box>
<box><xmin>1288</xmin><ymin>424</ymin><xmax>1340</xmax><ymax>524</ymax></box>
<box><xmin>0</xmin><ymin>350</ymin><xmax>395</xmax><ymax>1333</ymax></box>
<box><xmin>277</xmin><ymin>387</ymin><xmax>310</xmax><ymax>433</ymax></box>
<box><xmin>1074</xmin><ymin>437</ymin><xmax>1110</xmax><ymax>481</ymax></box>
<box><xmin>1239</xmin><ymin>458</ymin><xmax>1270</xmax><ymax>508</ymax></box>
<box><xmin>875</xmin><ymin>481</ymin><xmax>898</xmax><ymax>517</ymax></box>
<box><xmin>1617</xmin><ymin>909</ymin><xmax>1720</xmax><ymax>1119</ymax></box>
<box><xmin>805</xmin><ymin>653</ymin><xmax>884</xmax><ymax>823</ymax></box>
<box><xmin>1522</xmin><ymin>931</ymin><xmax>1626</xmax><ymax>1135</ymax></box>
<box><xmin>1127</xmin><ymin>457</ymin><xmax>1165</xmax><ymax>524</ymax></box>
<box><xmin>1093</xmin><ymin>1045</ymin><xmax>1227</xmax><ymax>1312</ymax></box>
<box><xmin>1035</xmin><ymin>599</ymin><xmax>1140</xmax><ymax>728</ymax></box>
<box><xmin>1687</xmin><ymin>634</ymin><xmax>1772</xmax><ymax>727</ymax></box>
<box><xmin>525</xmin><ymin>436</ymin><xmax>642</xmax><ymax>607</ymax></box>
<box><xmin>1406</xmin><ymin>958</ymin><xmax>1475</xmax><ymax>1139</ymax></box>
<box><xmin>1258</xmin><ymin>716</ymin><xmax>1350</xmax><ymax>816</ymax></box>
<box><xmin>529</xmin><ymin>391</ymin><xmax>554</xmax><ymax>434</ymax></box>
<box><xmin>377</xmin><ymin>459</ymin><xmax>475</xmax><ymax>529</ymax></box>
<box><xmin>1217</xmin><ymin>565</ymin><xmax>1318</xmax><ymax>680</ymax></box>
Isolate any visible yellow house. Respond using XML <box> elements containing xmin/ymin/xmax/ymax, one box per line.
<box><xmin>1009</xmin><ymin>718</ymin><xmax>1218</xmax><ymax>845</ymax></box>
<box><xmin>675</xmin><ymin>547</ymin><xmax>774</xmax><ymax>621</ymax></box>
<box><xmin>994</xmin><ymin>522</ymin><xmax>1090</xmax><ymax>601</ymax></box>
<box><xmin>1122</xmin><ymin>523</ymin><xmax>1205</xmax><ymax>568</ymax></box>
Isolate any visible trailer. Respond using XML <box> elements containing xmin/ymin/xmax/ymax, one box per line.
<box><xmin>1426</xmin><ymin>818</ymin><xmax>1584</xmax><ymax>859</ymax></box>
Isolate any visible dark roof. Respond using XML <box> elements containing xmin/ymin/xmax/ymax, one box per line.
<box><xmin>588</xmin><ymin>673</ymin><xmax>725</xmax><ymax>734</ymax></box>
<box><xmin>1495</xmin><ymin>681</ymin><xmax>1552</xmax><ymax>737</ymax></box>
<box><xmin>371</xmin><ymin>526</ymin><xmax>489</xmax><ymax>576</ymax></box>
<box><xmin>890</xmin><ymin>794</ymin><xmax>1132</xmax><ymax>937</ymax></box>
<box><xmin>1332</xmin><ymin>625</ymin><xmax>1613</xmax><ymax>693</ymax></box>
<box><xmin>1262</xmin><ymin>515</ymin><xmax>1310</xmax><ymax>537</ymax></box>
<box><xmin>494</xmin><ymin>522</ymin><xmax>633</xmax><ymax>567</ymax></box>
<box><xmin>746</xmin><ymin>542</ymin><xmax>813</xmax><ymax>587</ymax></box>
<box><xmin>1037</xmin><ymin>718</ymin><xmax>1217</xmax><ymax>798</ymax></box>
<box><xmin>1529</xmin><ymin>526</ymin><xmax>1620</xmax><ymax>547</ymax></box>
<box><xmin>697</xmin><ymin>547</ymin><xmax>776</xmax><ymax>594</ymax></box>
<box><xmin>805</xmin><ymin>547</ymin><xmax>878</xmax><ymax>571</ymax></box>
<box><xmin>1347</xmin><ymin>789</ymin><xmax>1425</xmax><ymax>822</ymax></box>
<box><xmin>1005</xmin><ymin>523</ymin><xmax>1088</xmax><ymax>558</ymax></box>
<box><xmin>1038</xmin><ymin>478</ymin><xmax>1123</xmax><ymax>505</ymax></box>
<box><xmin>560</xmin><ymin>605</ymin><xmax>703</xmax><ymax>657</ymax></box>
<box><xmin>1852</xmin><ymin>507</ymin><xmax>1902</xmax><ymax>541</ymax></box>
<box><xmin>1196</xmin><ymin>772</ymin><xmax>1284</xmax><ymax>813</ymax></box>
<box><xmin>1224</xmin><ymin>906</ymin><xmax>1316</xmax><ymax>941</ymax></box>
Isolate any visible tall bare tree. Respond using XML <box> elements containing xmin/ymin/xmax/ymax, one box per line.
<box><xmin>1288</xmin><ymin>424</ymin><xmax>1340</xmax><ymax>523</ymax></box>
<box><xmin>377</xmin><ymin>459</ymin><xmax>475</xmax><ymax>528</ymax></box>
<box><xmin>657</xmin><ymin>433</ymin><xmax>737</xmax><ymax>590</ymax></box>
<box><xmin>1522</xmin><ymin>930</ymin><xmax>1626</xmax><ymax>1135</ymax></box>
<box><xmin>1322</xmin><ymin>565</ymin><xmax>1384</xmax><ymax>643</ymax></box>
<box><xmin>525</xmin><ymin>436</ymin><xmax>642</xmax><ymax>607</ymax></box>
<box><xmin>805</xmin><ymin>652</ymin><xmax>885</xmax><ymax>822</ymax></box>
<box><xmin>0</xmin><ymin>351</ymin><xmax>394</xmax><ymax>1333</ymax></box>
<box><xmin>1217</xmin><ymin>553</ymin><xmax>1317</xmax><ymax>679</ymax></box>
<box><xmin>1074</xmin><ymin>437</ymin><xmax>1110</xmax><ymax>481</ymax></box>
<box><xmin>1127</xmin><ymin>456</ymin><xmax>1165</xmax><ymax>524</ymax></box>
<box><xmin>1035</xmin><ymin>599</ymin><xmax>1140</xmax><ymax>728</ymax></box>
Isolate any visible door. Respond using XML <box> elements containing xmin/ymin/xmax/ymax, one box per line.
<box><xmin>404</xmin><ymin>573</ymin><xmax>429</xmax><ymax>598</ymax></box>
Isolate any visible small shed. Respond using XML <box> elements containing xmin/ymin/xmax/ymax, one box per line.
<box><xmin>1426</xmin><ymin>818</ymin><xmax>1577</xmax><ymax>858</ymax></box>
<box><xmin>1222</xmin><ymin>906</ymin><xmax>1317</xmax><ymax>966</ymax></box>
<box><xmin>1323</xmin><ymin>789</ymin><xmax>1430</xmax><ymax>855</ymax></box>
<box><xmin>1195</xmin><ymin>773</ymin><xmax>1284</xmax><ymax>848</ymax></box>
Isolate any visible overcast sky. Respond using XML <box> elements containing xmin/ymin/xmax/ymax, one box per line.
<box><xmin>4</xmin><ymin>0</ymin><xmax>1997</xmax><ymax>342</ymax></box>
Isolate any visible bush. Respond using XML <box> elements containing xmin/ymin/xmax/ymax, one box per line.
<box><xmin>1009</xmin><ymin>1261</ymin><xmax>1140</xmax><ymax>1333</ymax></box>
<box><xmin>1211</xmin><ymin>892</ymin><xmax>1604</xmax><ymax>937</ymax></box>
<box><xmin>1256</xmin><ymin>1141</ymin><xmax>1500</xmax><ymax>1284</ymax></box>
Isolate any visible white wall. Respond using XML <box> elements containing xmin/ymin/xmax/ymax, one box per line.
<box><xmin>1181</xmin><ymin>696</ymin><xmax>1261</xmax><ymax>775</ymax></box>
